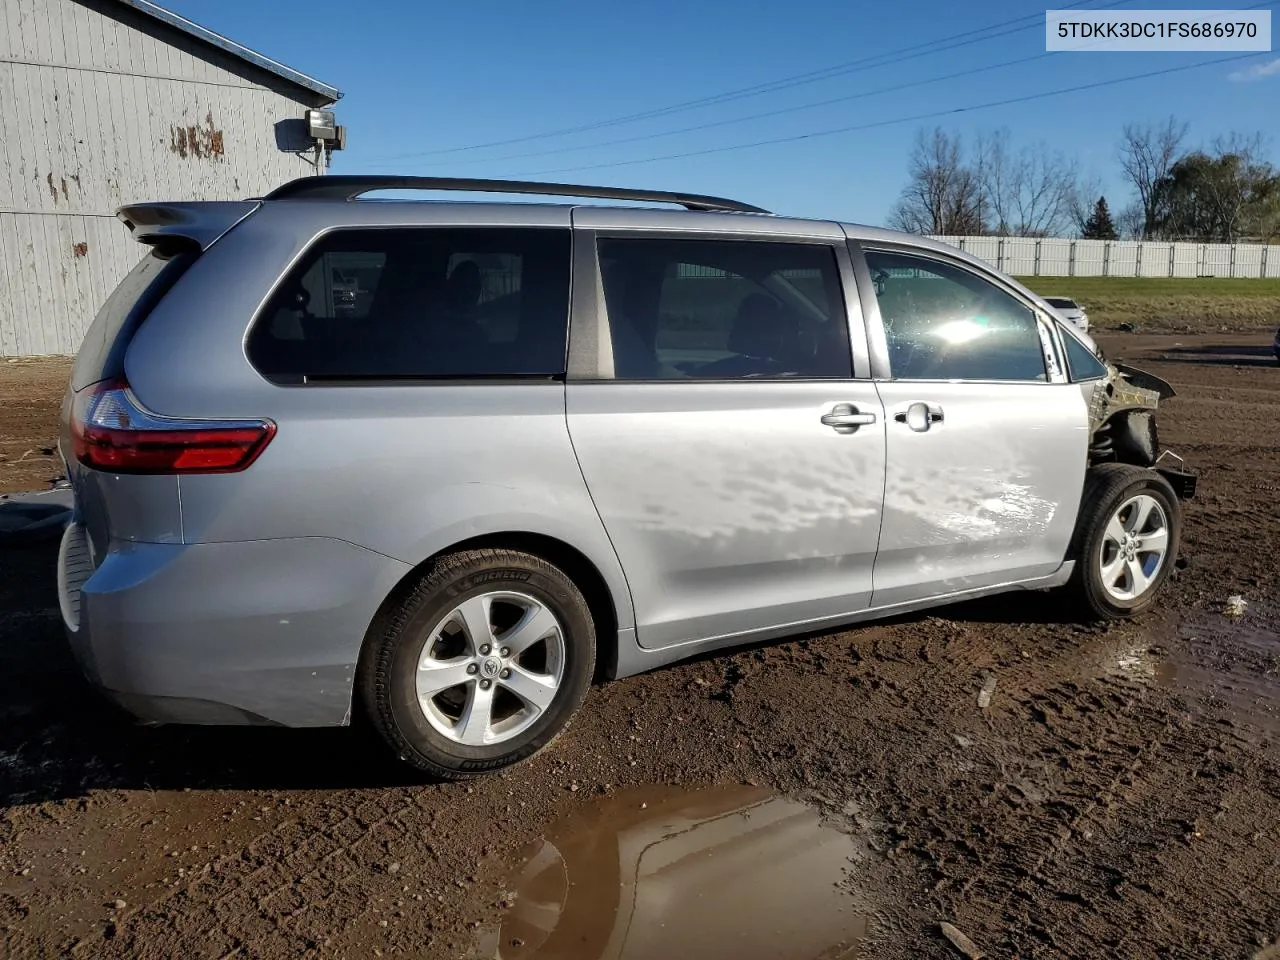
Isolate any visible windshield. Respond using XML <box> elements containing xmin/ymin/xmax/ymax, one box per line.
<box><xmin>1044</xmin><ymin>297</ymin><xmax>1078</xmax><ymax>309</ymax></box>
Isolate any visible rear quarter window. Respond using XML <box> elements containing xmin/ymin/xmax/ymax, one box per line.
<box><xmin>71</xmin><ymin>248</ymin><xmax>197</xmax><ymax>391</ymax></box>
<box><xmin>245</xmin><ymin>227</ymin><xmax>572</xmax><ymax>383</ymax></box>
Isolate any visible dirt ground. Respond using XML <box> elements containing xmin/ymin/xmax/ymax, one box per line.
<box><xmin>0</xmin><ymin>359</ymin><xmax>68</xmax><ymax>495</ymax></box>
<box><xmin>1</xmin><ymin>333</ymin><xmax>1278</xmax><ymax>960</ymax></box>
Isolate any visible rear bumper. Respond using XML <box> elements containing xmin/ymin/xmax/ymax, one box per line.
<box><xmin>58</xmin><ymin>523</ymin><xmax>411</xmax><ymax>727</ymax></box>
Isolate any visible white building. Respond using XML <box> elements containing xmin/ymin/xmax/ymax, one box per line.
<box><xmin>0</xmin><ymin>0</ymin><xmax>342</xmax><ymax>355</ymax></box>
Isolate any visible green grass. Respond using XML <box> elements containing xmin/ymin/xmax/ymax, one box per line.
<box><xmin>1013</xmin><ymin>276</ymin><xmax>1280</xmax><ymax>332</ymax></box>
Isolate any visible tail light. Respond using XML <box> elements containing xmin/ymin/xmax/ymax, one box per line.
<box><xmin>71</xmin><ymin>378</ymin><xmax>275</xmax><ymax>474</ymax></box>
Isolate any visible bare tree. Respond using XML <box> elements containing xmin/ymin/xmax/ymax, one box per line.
<box><xmin>1068</xmin><ymin>172</ymin><xmax>1104</xmax><ymax>235</ymax></box>
<box><xmin>975</xmin><ymin>128</ymin><xmax>1079</xmax><ymax>236</ymax></box>
<box><xmin>1201</xmin><ymin>133</ymin><xmax>1275</xmax><ymax>242</ymax></box>
<box><xmin>1116</xmin><ymin>202</ymin><xmax>1146</xmax><ymax>240</ymax></box>
<box><xmin>888</xmin><ymin>128</ymin><xmax>984</xmax><ymax>235</ymax></box>
<box><xmin>1118</xmin><ymin>117</ymin><xmax>1188</xmax><ymax>238</ymax></box>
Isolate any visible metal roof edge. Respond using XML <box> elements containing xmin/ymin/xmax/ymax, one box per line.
<box><xmin>109</xmin><ymin>0</ymin><xmax>342</xmax><ymax>104</ymax></box>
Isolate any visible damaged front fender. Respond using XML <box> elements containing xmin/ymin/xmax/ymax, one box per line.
<box><xmin>1114</xmin><ymin>363</ymin><xmax>1176</xmax><ymax>401</ymax></box>
<box><xmin>1084</xmin><ymin>362</ymin><xmax>1165</xmax><ymax>467</ymax></box>
<box><xmin>1084</xmin><ymin>363</ymin><xmax>1162</xmax><ymax>439</ymax></box>
<box><xmin>1082</xmin><ymin>361</ymin><xmax>1197</xmax><ymax>499</ymax></box>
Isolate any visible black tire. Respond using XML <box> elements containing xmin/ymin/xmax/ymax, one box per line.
<box><xmin>1066</xmin><ymin>463</ymin><xmax>1181</xmax><ymax>620</ymax></box>
<box><xmin>358</xmin><ymin>548</ymin><xmax>596</xmax><ymax>779</ymax></box>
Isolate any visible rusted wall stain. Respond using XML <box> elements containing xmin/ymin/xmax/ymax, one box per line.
<box><xmin>169</xmin><ymin>111</ymin><xmax>226</xmax><ymax>160</ymax></box>
<box><xmin>2</xmin><ymin>0</ymin><xmax>331</xmax><ymax>357</ymax></box>
<box><xmin>42</xmin><ymin>173</ymin><xmax>74</xmax><ymax>203</ymax></box>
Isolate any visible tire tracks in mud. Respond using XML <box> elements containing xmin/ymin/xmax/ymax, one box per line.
<box><xmin>65</xmin><ymin>792</ymin><xmax>455</xmax><ymax>958</ymax></box>
<box><xmin>730</xmin><ymin>609</ymin><xmax>1280</xmax><ymax>959</ymax></box>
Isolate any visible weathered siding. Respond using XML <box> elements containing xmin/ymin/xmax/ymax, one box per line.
<box><xmin>0</xmin><ymin>0</ymin><xmax>332</xmax><ymax>356</ymax></box>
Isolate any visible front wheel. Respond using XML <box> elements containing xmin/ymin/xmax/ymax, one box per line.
<box><xmin>359</xmin><ymin>549</ymin><xmax>596</xmax><ymax>779</ymax></box>
<box><xmin>1067</xmin><ymin>464</ymin><xmax>1181</xmax><ymax>620</ymax></box>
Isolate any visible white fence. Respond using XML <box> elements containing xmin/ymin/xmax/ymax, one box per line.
<box><xmin>928</xmin><ymin>236</ymin><xmax>1280</xmax><ymax>279</ymax></box>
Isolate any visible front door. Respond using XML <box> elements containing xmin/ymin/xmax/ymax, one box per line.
<box><xmin>856</xmin><ymin>246</ymin><xmax>1090</xmax><ymax>607</ymax></box>
<box><xmin>566</xmin><ymin>227</ymin><xmax>886</xmax><ymax>650</ymax></box>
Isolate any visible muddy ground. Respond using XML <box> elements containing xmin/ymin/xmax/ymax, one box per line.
<box><xmin>0</xmin><ymin>359</ymin><xmax>68</xmax><ymax>495</ymax></box>
<box><xmin>1</xmin><ymin>333</ymin><xmax>1277</xmax><ymax>960</ymax></box>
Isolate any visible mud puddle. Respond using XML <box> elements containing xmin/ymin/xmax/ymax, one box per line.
<box><xmin>475</xmin><ymin>784</ymin><xmax>868</xmax><ymax>959</ymax></box>
<box><xmin>1174</xmin><ymin>615</ymin><xmax>1280</xmax><ymax>740</ymax></box>
<box><xmin>1110</xmin><ymin>612</ymin><xmax>1280</xmax><ymax>739</ymax></box>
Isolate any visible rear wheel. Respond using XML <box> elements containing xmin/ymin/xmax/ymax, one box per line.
<box><xmin>359</xmin><ymin>549</ymin><xmax>595</xmax><ymax>779</ymax></box>
<box><xmin>1068</xmin><ymin>464</ymin><xmax>1181</xmax><ymax>620</ymax></box>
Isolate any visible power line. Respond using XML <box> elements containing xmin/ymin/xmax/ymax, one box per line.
<box><xmin>443</xmin><ymin>0</ymin><xmax>1273</xmax><ymax>169</ymax></box>
<box><xmin>504</xmin><ymin>52</ymin><xmax>1268</xmax><ymax>179</ymax></box>
<box><xmin>383</xmin><ymin>0</ymin><xmax>1280</xmax><ymax>172</ymax></box>
<box><xmin>367</xmin><ymin>0</ymin><xmax>1116</xmax><ymax>163</ymax></box>
<box><xmin>389</xmin><ymin>51</ymin><xmax>1058</xmax><ymax>169</ymax></box>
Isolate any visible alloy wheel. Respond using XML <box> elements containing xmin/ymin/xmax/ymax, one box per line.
<box><xmin>415</xmin><ymin>591</ymin><xmax>566</xmax><ymax>746</ymax></box>
<box><xmin>1098</xmin><ymin>494</ymin><xmax>1170</xmax><ymax>602</ymax></box>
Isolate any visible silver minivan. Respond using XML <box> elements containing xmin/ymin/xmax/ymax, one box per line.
<box><xmin>58</xmin><ymin>176</ymin><xmax>1195</xmax><ymax>778</ymax></box>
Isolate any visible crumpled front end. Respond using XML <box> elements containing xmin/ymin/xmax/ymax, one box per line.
<box><xmin>1083</xmin><ymin>361</ymin><xmax>1197</xmax><ymax>499</ymax></box>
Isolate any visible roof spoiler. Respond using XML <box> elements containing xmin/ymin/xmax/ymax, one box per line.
<box><xmin>116</xmin><ymin>200</ymin><xmax>261</xmax><ymax>252</ymax></box>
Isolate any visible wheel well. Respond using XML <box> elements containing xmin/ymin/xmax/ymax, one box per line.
<box><xmin>365</xmin><ymin>533</ymin><xmax>621</xmax><ymax>684</ymax></box>
<box><xmin>1089</xmin><ymin>409</ymin><xmax>1159</xmax><ymax>468</ymax></box>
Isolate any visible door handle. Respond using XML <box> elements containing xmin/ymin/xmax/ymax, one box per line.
<box><xmin>893</xmin><ymin>402</ymin><xmax>944</xmax><ymax>432</ymax></box>
<box><xmin>821</xmin><ymin>403</ymin><xmax>877</xmax><ymax>433</ymax></box>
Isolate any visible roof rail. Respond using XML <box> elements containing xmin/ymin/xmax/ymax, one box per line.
<box><xmin>260</xmin><ymin>175</ymin><xmax>771</xmax><ymax>214</ymax></box>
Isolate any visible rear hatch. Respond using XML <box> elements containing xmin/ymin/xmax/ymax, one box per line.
<box><xmin>60</xmin><ymin>201</ymin><xmax>259</xmax><ymax>555</ymax></box>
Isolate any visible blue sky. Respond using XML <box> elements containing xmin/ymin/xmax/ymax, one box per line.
<box><xmin>164</xmin><ymin>0</ymin><xmax>1279</xmax><ymax>225</ymax></box>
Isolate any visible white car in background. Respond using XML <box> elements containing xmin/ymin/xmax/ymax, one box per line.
<box><xmin>1043</xmin><ymin>296</ymin><xmax>1090</xmax><ymax>334</ymax></box>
